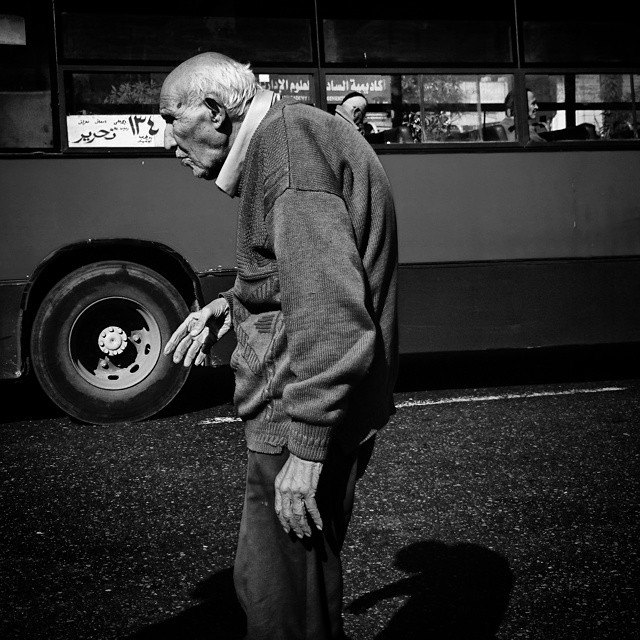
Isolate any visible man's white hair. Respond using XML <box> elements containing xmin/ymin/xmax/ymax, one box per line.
<box><xmin>181</xmin><ymin>53</ymin><xmax>259</xmax><ymax>119</ymax></box>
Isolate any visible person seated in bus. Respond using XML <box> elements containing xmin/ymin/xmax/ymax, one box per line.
<box><xmin>502</xmin><ymin>89</ymin><xmax>600</xmax><ymax>142</ymax></box>
<box><xmin>334</xmin><ymin>92</ymin><xmax>413</xmax><ymax>144</ymax></box>
<box><xmin>501</xmin><ymin>88</ymin><xmax>548</xmax><ymax>142</ymax></box>
<box><xmin>334</xmin><ymin>91</ymin><xmax>370</xmax><ymax>136</ymax></box>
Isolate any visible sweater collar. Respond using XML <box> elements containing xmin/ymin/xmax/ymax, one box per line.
<box><xmin>215</xmin><ymin>89</ymin><xmax>281</xmax><ymax>198</ymax></box>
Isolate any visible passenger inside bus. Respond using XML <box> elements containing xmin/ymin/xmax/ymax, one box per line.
<box><xmin>334</xmin><ymin>91</ymin><xmax>370</xmax><ymax>136</ymax></box>
<box><xmin>501</xmin><ymin>89</ymin><xmax>599</xmax><ymax>142</ymax></box>
<box><xmin>334</xmin><ymin>92</ymin><xmax>413</xmax><ymax>144</ymax></box>
<box><xmin>500</xmin><ymin>89</ymin><xmax>548</xmax><ymax>142</ymax></box>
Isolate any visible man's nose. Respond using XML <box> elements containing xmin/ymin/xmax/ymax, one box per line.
<box><xmin>164</xmin><ymin>124</ymin><xmax>176</xmax><ymax>150</ymax></box>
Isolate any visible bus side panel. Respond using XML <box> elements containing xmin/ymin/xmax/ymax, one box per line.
<box><xmin>0</xmin><ymin>158</ymin><xmax>239</xmax><ymax>281</ymax></box>
<box><xmin>0</xmin><ymin>282</ymin><xmax>26</xmax><ymax>378</ymax></box>
<box><xmin>381</xmin><ymin>150</ymin><xmax>640</xmax><ymax>263</ymax></box>
<box><xmin>399</xmin><ymin>258</ymin><xmax>640</xmax><ymax>353</ymax></box>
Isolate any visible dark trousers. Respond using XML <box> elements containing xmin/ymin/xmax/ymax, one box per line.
<box><xmin>233</xmin><ymin>438</ymin><xmax>375</xmax><ymax>640</ymax></box>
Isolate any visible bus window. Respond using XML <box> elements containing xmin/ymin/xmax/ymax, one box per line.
<box><xmin>526</xmin><ymin>74</ymin><xmax>638</xmax><ymax>141</ymax></box>
<box><xmin>65</xmin><ymin>72</ymin><xmax>167</xmax><ymax>148</ymax></box>
<box><xmin>256</xmin><ymin>74</ymin><xmax>315</xmax><ymax>104</ymax></box>
<box><xmin>325</xmin><ymin>74</ymin><xmax>513</xmax><ymax>143</ymax></box>
<box><xmin>67</xmin><ymin>72</ymin><xmax>165</xmax><ymax>116</ymax></box>
<box><xmin>0</xmin><ymin>9</ymin><xmax>54</xmax><ymax>149</ymax></box>
<box><xmin>64</xmin><ymin>72</ymin><xmax>316</xmax><ymax>148</ymax></box>
<box><xmin>320</xmin><ymin>1</ymin><xmax>513</xmax><ymax>65</ymax></box>
<box><xmin>576</xmin><ymin>74</ymin><xmax>638</xmax><ymax>140</ymax></box>
<box><xmin>59</xmin><ymin>1</ymin><xmax>315</xmax><ymax>65</ymax></box>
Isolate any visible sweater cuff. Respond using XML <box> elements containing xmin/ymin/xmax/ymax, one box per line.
<box><xmin>287</xmin><ymin>422</ymin><xmax>335</xmax><ymax>462</ymax></box>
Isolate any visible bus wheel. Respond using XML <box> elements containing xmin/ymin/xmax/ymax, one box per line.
<box><xmin>30</xmin><ymin>261</ymin><xmax>191</xmax><ymax>424</ymax></box>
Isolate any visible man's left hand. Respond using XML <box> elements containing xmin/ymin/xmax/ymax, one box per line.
<box><xmin>274</xmin><ymin>454</ymin><xmax>323</xmax><ymax>538</ymax></box>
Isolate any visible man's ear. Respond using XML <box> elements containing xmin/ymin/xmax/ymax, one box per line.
<box><xmin>203</xmin><ymin>97</ymin><xmax>227</xmax><ymax>128</ymax></box>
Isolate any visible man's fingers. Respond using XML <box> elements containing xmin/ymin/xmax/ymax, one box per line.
<box><xmin>165</xmin><ymin>308</ymin><xmax>216</xmax><ymax>359</ymax></box>
<box><xmin>184</xmin><ymin>337</ymin><xmax>203</xmax><ymax>367</ymax></box>
<box><xmin>216</xmin><ymin>315</ymin><xmax>232</xmax><ymax>341</ymax></box>
<box><xmin>273</xmin><ymin>455</ymin><xmax>324</xmax><ymax>538</ymax></box>
<box><xmin>274</xmin><ymin>465</ymin><xmax>290</xmax><ymax>532</ymax></box>
<box><xmin>274</xmin><ymin>485</ymin><xmax>282</xmax><ymax>515</ymax></box>
<box><xmin>164</xmin><ymin>316</ymin><xmax>193</xmax><ymax>355</ymax></box>
<box><xmin>291</xmin><ymin>495</ymin><xmax>309</xmax><ymax>538</ymax></box>
<box><xmin>279</xmin><ymin>492</ymin><xmax>293</xmax><ymax>533</ymax></box>
<box><xmin>274</xmin><ymin>462</ymin><xmax>288</xmax><ymax>531</ymax></box>
<box><xmin>172</xmin><ymin>334</ymin><xmax>194</xmax><ymax>364</ymax></box>
<box><xmin>277</xmin><ymin>509</ymin><xmax>289</xmax><ymax>532</ymax></box>
<box><xmin>304</xmin><ymin>495</ymin><xmax>323</xmax><ymax>532</ymax></box>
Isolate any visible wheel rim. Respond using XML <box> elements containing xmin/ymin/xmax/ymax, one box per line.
<box><xmin>68</xmin><ymin>296</ymin><xmax>162</xmax><ymax>391</ymax></box>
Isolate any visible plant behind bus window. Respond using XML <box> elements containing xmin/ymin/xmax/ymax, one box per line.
<box><xmin>103</xmin><ymin>79</ymin><xmax>162</xmax><ymax>106</ymax></box>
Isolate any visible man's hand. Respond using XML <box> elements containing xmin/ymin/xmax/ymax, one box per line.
<box><xmin>274</xmin><ymin>454</ymin><xmax>323</xmax><ymax>538</ymax></box>
<box><xmin>163</xmin><ymin>298</ymin><xmax>231</xmax><ymax>367</ymax></box>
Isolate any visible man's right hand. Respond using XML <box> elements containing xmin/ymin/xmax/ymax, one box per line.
<box><xmin>164</xmin><ymin>298</ymin><xmax>231</xmax><ymax>367</ymax></box>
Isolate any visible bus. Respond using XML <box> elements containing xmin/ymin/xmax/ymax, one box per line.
<box><xmin>2</xmin><ymin>1</ymin><xmax>640</xmax><ymax>424</ymax></box>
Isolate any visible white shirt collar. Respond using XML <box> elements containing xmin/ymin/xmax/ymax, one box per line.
<box><xmin>215</xmin><ymin>89</ymin><xmax>281</xmax><ymax>198</ymax></box>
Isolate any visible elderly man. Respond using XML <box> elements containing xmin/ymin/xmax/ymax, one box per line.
<box><xmin>161</xmin><ymin>52</ymin><xmax>398</xmax><ymax>640</ymax></box>
<box><xmin>334</xmin><ymin>91</ymin><xmax>370</xmax><ymax>136</ymax></box>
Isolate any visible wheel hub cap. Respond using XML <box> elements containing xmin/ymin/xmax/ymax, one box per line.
<box><xmin>98</xmin><ymin>326</ymin><xmax>128</xmax><ymax>356</ymax></box>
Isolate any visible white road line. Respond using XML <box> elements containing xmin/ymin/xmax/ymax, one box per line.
<box><xmin>395</xmin><ymin>386</ymin><xmax>626</xmax><ymax>408</ymax></box>
<box><xmin>199</xmin><ymin>416</ymin><xmax>242</xmax><ymax>425</ymax></box>
<box><xmin>199</xmin><ymin>386</ymin><xmax>627</xmax><ymax>424</ymax></box>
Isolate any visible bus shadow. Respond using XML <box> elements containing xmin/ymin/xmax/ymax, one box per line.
<box><xmin>126</xmin><ymin>566</ymin><xmax>246</xmax><ymax>640</ymax></box>
<box><xmin>395</xmin><ymin>342</ymin><xmax>640</xmax><ymax>393</ymax></box>
<box><xmin>2</xmin><ymin>343</ymin><xmax>637</xmax><ymax>424</ymax></box>
<box><xmin>164</xmin><ymin>342</ymin><xmax>640</xmax><ymax>417</ymax></box>
<box><xmin>0</xmin><ymin>376</ymin><xmax>65</xmax><ymax>424</ymax></box>
<box><xmin>0</xmin><ymin>365</ymin><xmax>236</xmax><ymax>425</ymax></box>
<box><xmin>347</xmin><ymin>540</ymin><xmax>513</xmax><ymax>640</ymax></box>
<box><xmin>156</xmin><ymin>365</ymin><xmax>236</xmax><ymax>419</ymax></box>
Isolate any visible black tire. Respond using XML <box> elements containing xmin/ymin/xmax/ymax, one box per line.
<box><xmin>30</xmin><ymin>261</ymin><xmax>190</xmax><ymax>424</ymax></box>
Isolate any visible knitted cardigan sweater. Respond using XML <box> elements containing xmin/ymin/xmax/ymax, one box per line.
<box><xmin>225</xmin><ymin>99</ymin><xmax>398</xmax><ymax>461</ymax></box>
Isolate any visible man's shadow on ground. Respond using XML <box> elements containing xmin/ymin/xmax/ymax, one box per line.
<box><xmin>127</xmin><ymin>540</ymin><xmax>510</xmax><ymax>640</ymax></box>
<box><xmin>127</xmin><ymin>567</ymin><xmax>246</xmax><ymax>640</ymax></box>
<box><xmin>347</xmin><ymin>540</ymin><xmax>513</xmax><ymax>640</ymax></box>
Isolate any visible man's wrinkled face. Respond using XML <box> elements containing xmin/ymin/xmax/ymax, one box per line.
<box><xmin>159</xmin><ymin>82</ymin><xmax>230</xmax><ymax>180</ymax></box>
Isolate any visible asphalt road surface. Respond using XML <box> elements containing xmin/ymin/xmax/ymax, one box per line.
<box><xmin>1</xmin><ymin>346</ymin><xmax>639</xmax><ymax>639</ymax></box>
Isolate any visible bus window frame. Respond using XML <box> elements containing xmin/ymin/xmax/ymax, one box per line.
<box><xmin>44</xmin><ymin>64</ymin><xmax>640</xmax><ymax>155</ymax></box>
<box><xmin>514</xmin><ymin>66</ymin><xmax>640</xmax><ymax>143</ymax></box>
<box><xmin>53</xmin><ymin>64</ymin><xmax>640</xmax><ymax>155</ymax></box>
